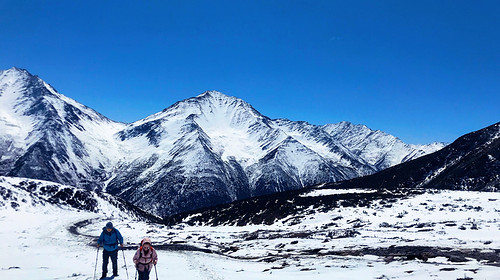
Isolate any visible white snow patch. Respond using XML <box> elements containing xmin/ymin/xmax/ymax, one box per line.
<box><xmin>300</xmin><ymin>188</ymin><xmax>377</xmax><ymax>197</ymax></box>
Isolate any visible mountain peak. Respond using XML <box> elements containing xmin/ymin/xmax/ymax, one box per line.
<box><xmin>0</xmin><ymin>67</ymin><xmax>36</xmax><ymax>85</ymax></box>
<box><xmin>2</xmin><ymin>66</ymin><xmax>30</xmax><ymax>74</ymax></box>
<box><xmin>195</xmin><ymin>90</ymin><xmax>246</xmax><ymax>105</ymax></box>
<box><xmin>160</xmin><ymin>90</ymin><xmax>258</xmax><ymax>118</ymax></box>
<box><xmin>196</xmin><ymin>90</ymin><xmax>227</xmax><ymax>98</ymax></box>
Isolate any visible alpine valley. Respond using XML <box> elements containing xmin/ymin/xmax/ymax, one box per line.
<box><xmin>0</xmin><ymin>67</ymin><xmax>444</xmax><ymax>217</ymax></box>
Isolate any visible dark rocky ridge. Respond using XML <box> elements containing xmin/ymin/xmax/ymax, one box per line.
<box><xmin>326</xmin><ymin>121</ymin><xmax>500</xmax><ymax>192</ymax></box>
<box><xmin>0</xmin><ymin>177</ymin><xmax>160</xmax><ymax>222</ymax></box>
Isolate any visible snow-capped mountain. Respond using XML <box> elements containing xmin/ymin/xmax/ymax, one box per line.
<box><xmin>323</xmin><ymin>121</ymin><xmax>446</xmax><ymax>170</ymax></box>
<box><xmin>164</xmin><ymin>122</ymin><xmax>500</xmax><ymax>227</ymax></box>
<box><xmin>106</xmin><ymin>91</ymin><xmax>378</xmax><ymax>216</ymax></box>
<box><xmin>331</xmin><ymin>121</ymin><xmax>500</xmax><ymax>192</ymax></box>
<box><xmin>106</xmin><ymin>91</ymin><xmax>441</xmax><ymax>216</ymax></box>
<box><xmin>0</xmin><ymin>68</ymin><xmax>444</xmax><ymax>217</ymax></box>
<box><xmin>0</xmin><ymin>67</ymin><xmax>126</xmax><ymax>190</ymax></box>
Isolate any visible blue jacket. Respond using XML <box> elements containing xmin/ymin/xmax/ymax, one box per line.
<box><xmin>98</xmin><ymin>227</ymin><xmax>124</xmax><ymax>252</ymax></box>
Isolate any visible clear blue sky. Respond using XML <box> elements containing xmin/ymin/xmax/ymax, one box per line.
<box><xmin>1</xmin><ymin>0</ymin><xmax>499</xmax><ymax>144</ymax></box>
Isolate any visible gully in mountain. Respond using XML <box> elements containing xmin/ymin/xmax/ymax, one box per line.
<box><xmin>97</xmin><ymin>222</ymin><xmax>124</xmax><ymax>279</ymax></box>
<box><xmin>133</xmin><ymin>238</ymin><xmax>158</xmax><ymax>280</ymax></box>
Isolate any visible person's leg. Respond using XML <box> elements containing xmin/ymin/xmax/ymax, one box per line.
<box><xmin>102</xmin><ymin>250</ymin><xmax>110</xmax><ymax>278</ymax></box>
<box><xmin>138</xmin><ymin>269</ymin><xmax>148</xmax><ymax>280</ymax></box>
<box><xmin>111</xmin><ymin>249</ymin><xmax>119</xmax><ymax>276</ymax></box>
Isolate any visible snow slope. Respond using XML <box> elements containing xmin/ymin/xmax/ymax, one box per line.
<box><xmin>1</xmin><ymin>176</ymin><xmax>498</xmax><ymax>279</ymax></box>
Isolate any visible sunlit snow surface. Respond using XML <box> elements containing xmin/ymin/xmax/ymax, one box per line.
<box><xmin>1</xmin><ymin>178</ymin><xmax>499</xmax><ymax>279</ymax></box>
<box><xmin>299</xmin><ymin>188</ymin><xmax>377</xmax><ymax>197</ymax></box>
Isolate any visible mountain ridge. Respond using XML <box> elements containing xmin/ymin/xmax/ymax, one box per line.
<box><xmin>0</xmin><ymin>67</ymin><xmax>445</xmax><ymax>216</ymax></box>
<box><xmin>164</xmin><ymin>122</ymin><xmax>500</xmax><ymax>226</ymax></box>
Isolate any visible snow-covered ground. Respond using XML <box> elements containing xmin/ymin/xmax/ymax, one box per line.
<box><xmin>1</xmin><ymin>183</ymin><xmax>499</xmax><ymax>279</ymax></box>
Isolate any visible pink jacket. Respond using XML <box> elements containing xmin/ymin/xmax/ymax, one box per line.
<box><xmin>133</xmin><ymin>247</ymin><xmax>158</xmax><ymax>272</ymax></box>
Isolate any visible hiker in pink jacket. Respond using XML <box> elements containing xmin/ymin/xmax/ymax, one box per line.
<box><xmin>133</xmin><ymin>238</ymin><xmax>158</xmax><ymax>280</ymax></box>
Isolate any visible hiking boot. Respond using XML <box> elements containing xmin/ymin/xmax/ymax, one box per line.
<box><xmin>100</xmin><ymin>273</ymin><xmax>107</xmax><ymax>279</ymax></box>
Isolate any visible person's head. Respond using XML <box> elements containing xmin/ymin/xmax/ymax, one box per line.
<box><xmin>106</xmin><ymin>222</ymin><xmax>113</xmax><ymax>232</ymax></box>
<box><xmin>141</xmin><ymin>238</ymin><xmax>151</xmax><ymax>250</ymax></box>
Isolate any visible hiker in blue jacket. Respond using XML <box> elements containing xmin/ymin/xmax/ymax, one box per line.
<box><xmin>97</xmin><ymin>222</ymin><xmax>124</xmax><ymax>279</ymax></box>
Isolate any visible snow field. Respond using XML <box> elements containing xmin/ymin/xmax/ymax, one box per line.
<box><xmin>1</xmin><ymin>189</ymin><xmax>499</xmax><ymax>279</ymax></box>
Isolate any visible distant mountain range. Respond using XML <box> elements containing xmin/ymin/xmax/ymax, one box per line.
<box><xmin>165</xmin><ymin>121</ymin><xmax>500</xmax><ymax>226</ymax></box>
<box><xmin>0</xmin><ymin>67</ymin><xmax>444</xmax><ymax>217</ymax></box>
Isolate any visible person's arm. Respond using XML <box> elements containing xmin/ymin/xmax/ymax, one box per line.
<box><xmin>116</xmin><ymin>229</ymin><xmax>124</xmax><ymax>247</ymax></box>
<box><xmin>132</xmin><ymin>249</ymin><xmax>140</xmax><ymax>264</ymax></box>
<box><xmin>97</xmin><ymin>232</ymin><xmax>103</xmax><ymax>247</ymax></box>
<box><xmin>153</xmin><ymin>249</ymin><xmax>158</xmax><ymax>265</ymax></box>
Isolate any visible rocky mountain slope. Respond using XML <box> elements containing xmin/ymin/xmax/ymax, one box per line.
<box><xmin>0</xmin><ymin>176</ymin><xmax>156</xmax><ymax>220</ymax></box>
<box><xmin>331</xmin><ymin>121</ymin><xmax>500</xmax><ymax>191</ymax></box>
<box><xmin>165</xmin><ymin>121</ymin><xmax>499</xmax><ymax>225</ymax></box>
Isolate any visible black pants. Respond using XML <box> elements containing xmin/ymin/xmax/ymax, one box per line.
<box><xmin>102</xmin><ymin>249</ymin><xmax>118</xmax><ymax>275</ymax></box>
<box><xmin>137</xmin><ymin>269</ymin><xmax>151</xmax><ymax>280</ymax></box>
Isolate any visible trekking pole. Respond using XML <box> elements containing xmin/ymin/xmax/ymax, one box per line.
<box><xmin>122</xmin><ymin>247</ymin><xmax>130</xmax><ymax>280</ymax></box>
<box><xmin>154</xmin><ymin>264</ymin><xmax>159</xmax><ymax>280</ymax></box>
<box><xmin>93</xmin><ymin>246</ymin><xmax>99</xmax><ymax>280</ymax></box>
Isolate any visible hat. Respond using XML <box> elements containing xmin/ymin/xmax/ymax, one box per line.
<box><xmin>106</xmin><ymin>222</ymin><xmax>113</xmax><ymax>229</ymax></box>
<box><xmin>141</xmin><ymin>238</ymin><xmax>151</xmax><ymax>246</ymax></box>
